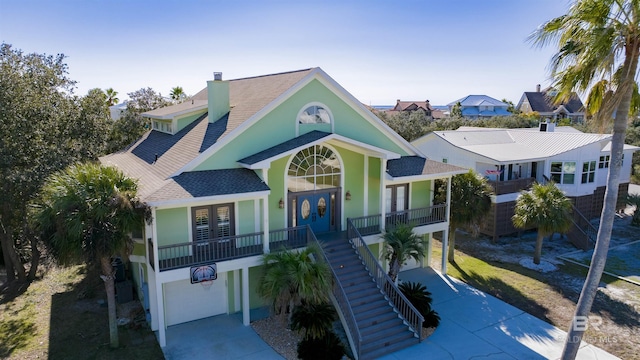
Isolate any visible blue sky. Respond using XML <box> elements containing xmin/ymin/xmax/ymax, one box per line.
<box><xmin>1</xmin><ymin>0</ymin><xmax>571</xmax><ymax>105</ymax></box>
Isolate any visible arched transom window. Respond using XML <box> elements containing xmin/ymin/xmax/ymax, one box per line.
<box><xmin>298</xmin><ymin>105</ymin><xmax>331</xmax><ymax>124</ymax></box>
<box><xmin>288</xmin><ymin>145</ymin><xmax>341</xmax><ymax>192</ymax></box>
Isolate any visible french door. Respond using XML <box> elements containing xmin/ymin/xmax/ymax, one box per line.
<box><xmin>386</xmin><ymin>184</ymin><xmax>408</xmax><ymax>226</ymax></box>
<box><xmin>192</xmin><ymin>204</ymin><xmax>235</xmax><ymax>257</ymax></box>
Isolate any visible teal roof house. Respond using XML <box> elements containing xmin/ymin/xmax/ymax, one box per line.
<box><xmin>100</xmin><ymin>68</ymin><xmax>465</xmax><ymax>358</ymax></box>
<box><xmin>447</xmin><ymin>95</ymin><xmax>511</xmax><ymax>118</ymax></box>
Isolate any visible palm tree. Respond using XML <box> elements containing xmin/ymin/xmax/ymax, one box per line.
<box><xmin>530</xmin><ymin>2</ymin><xmax>640</xmax><ymax>357</ymax></box>
<box><xmin>257</xmin><ymin>244</ymin><xmax>332</xmax><ymax>323</ymax></box>
<box><xmin>440</xmin><ymin>170</ymin><xmax>493</xmax><ymax>263</ymax></box>
<box><xmin>398</xmin><ymin>281</ymin><xmax>440</xmax><ymax>328</ymax></box>
<box><xmin>291</xmin><ymin>302</ymin><xmax>336</xmax><ymax>340</ymax></box>
<box><xmin>512</xmin><ymin>182</ymin><xmax>573</xmax><ymax>265</ymax></box>
<box><xmin>381</xmin><ymin>222</ymin><xmax>425</xmax><ymax>282</ymax></box>
<box><xmin>35</xmin><ymin>162</ymin><xmax>148</xmax><ymax>348</ymax></box>
<box><xmin>170</xmin><ymin>86</ymin><xmax>186</xmax><ymax>103</ymax></box>
<box><xmin>626</xmin><ymin>193</ymin><xmax>640</xmax><ymax>226</ymax></box>
<box><xmin>104</xmin><ymin>88</ymin><xmax>119</xmax><ymax>107</ymax></box>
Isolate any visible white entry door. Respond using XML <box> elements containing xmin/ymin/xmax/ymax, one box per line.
<box><xmin>164</xmin><ymin>272</ymin><xmax>227</xmax><ymax>326</ymax></box>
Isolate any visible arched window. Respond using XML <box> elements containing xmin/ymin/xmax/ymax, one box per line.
<box><xmin>287</xmin><ymin>145</ymin><xmax>341</xmax><ymax>192</ymax></box>
<box><xmin>298</xmin><ymin>104</ymin><xmax>331</xmax><ymax>124</ymax></box>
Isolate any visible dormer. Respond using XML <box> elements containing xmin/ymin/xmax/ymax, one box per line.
<box><xmin>143</xmin><ymin>99</ymin><xmax>208</xmax><ymax>135</ymax></box>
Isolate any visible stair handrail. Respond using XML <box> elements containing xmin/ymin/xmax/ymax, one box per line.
<box><xmin>306</xmin><ymin>226</ymin><xmax>363</xmax><ymax>359</ymax></box>
<box><xmin>541</xmin><ymin>175</ymin><xmax>597</xmax><ymax>247</ymax></box>
<box><xmin>346</xmin><ymin>219</ymin><xmax>424</xmax><ymax>341</ymax></box>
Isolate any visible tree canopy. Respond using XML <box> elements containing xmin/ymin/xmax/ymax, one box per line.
<box><xmin>35</xmin><ymin>162</ymin><xmax>148</xmax><ymax>348</ymax></box>
<box><xmin>0</xmin><ymin>43</ymin><xmax>111</xmax><ymax>281</ymax></box>
<box><xmin>106</xmin><ymin>87</ymin><xmax>169</xmax><ymax>153</ymax></box>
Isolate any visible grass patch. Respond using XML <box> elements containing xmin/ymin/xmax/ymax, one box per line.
<box><xmin>0</xmin><ymin>264</ymin><xmax>164</xmax><ymax>360</ymax></box>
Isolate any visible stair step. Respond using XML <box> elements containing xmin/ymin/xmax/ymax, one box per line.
<box><xmin>336</xmin><ymin>269</ymin><xmax>370</xmax><ymax>282</ymax></box>
<box><xmin>348</xmin><ymin>287</ymin><xmax>382</xmax><ymax>302</ymax></box>
<box><xmin>356</xmin><ymin>311</ymin><xmax>399</xmax><ymax>328</ymax></box>
<box><xmin>362</xmin><ymin>335</ymin><xmax>418</xmax><ymax>359</ymax></box>
<box><xmin>360</xmin><ymin>317</ymin><xmax>407</xmax><ymax>337</ymax></box>
<box><xmin>343</xmin><ymin>281</ymin><xmax>378</xmax><ymax>294</ymax></box>
<box><xmin>325</xmin><ymin>245</ymin><xmax>356</xmax><ymax>254</ymax></box>
<box><xmin>362</xmin><ymin>328</ymin><xmax>415</xmax><ymax>352</ymax></box>
<box><xmin>340</xmin><ymin>276</ymin><xmax>376</xmax><ymax>289</ymax></box>
<box><xmin>351</xmin><ymin>298</ymin><xmax>389</xmax><ymax>313</ymax></box>
<box><xmin>328</xmin><ymin>256</ymin><xmax>363</xmax><ymax>268</ymax></box>
<box><xmin>355</xmin><ymin>304</ymin><xmax>394</xmax><ymax>322</ymax></box>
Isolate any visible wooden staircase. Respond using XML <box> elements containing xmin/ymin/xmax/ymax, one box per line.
<box><xmin>319</xmin><ymin>233</ymin><xmax>418</xmax><ymax>359</ymax></box>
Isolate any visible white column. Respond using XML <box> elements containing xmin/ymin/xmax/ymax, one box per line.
<box><xmin>425</xmin><ymin>234</ymin><xmax>432</xmax><ymax>268</ymax></box>
<box><xmin>380</xmin><ymin>159</ymin><xmax>387</xmax><ymax>231</ymax></box>
<box><xmin>363</xmin><ymin>155</ymin><xmax>369</xmax><ymax>216</ymax></box>
<box><xmin>242</xmin><ymin>267</ymin><xmax>250</xmax><ymax>326</ymax></box>
<box><xmin>262</xmin><ymin>169</ymin><xmax>270</xmax><ymax>254</ymax></box>
<box><xmin>446</xmin><ymin>176</ymin><xmax>452</xmax><ymax>223</ymax></box>
<box><xmin>234</xmin><ymin>270</ymin><xmax>241</xmax><ymax>312</ymax></box>
<box><xmin>441</xmin><ymin>228</ymin><xmax>448</xmax><ymax>274</ymax></box>
<box><xmin>156</xmin><ymin>281</ymin><xmax>166</xmax><ymax>347</ymax></box>
<box><xmin>152</xmin><ymin>207</ymin><xmax>160</xmax><ymax>275</ymax></box>
<box><xmin>442</xmin><ymin>176</ymin><xmax>452</xmax><ymax>274</ymax></box>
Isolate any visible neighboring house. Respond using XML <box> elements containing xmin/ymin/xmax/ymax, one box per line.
<box><xmin>412</xmin><ymin>123</ymin><xmax>638</xmax><ymax>249</ymax></box>
<box><xmin>100</xmin><ymin>68</ymin><xmax>465</xmax><ymax>353</ymax></box>
<box><xmin>109</xmin><ymin>101</ymin><xmax>128</xmax><ymax>121</ymax></box>
<box><xmin>517</xmin><ymin>85</ymin><xmax>585</xmax><ymax>123</ymax></box>
<box><xmin>389</xmin><ymin>99</ymin><xmax>445</xmax><ymax>119</ymax></box>
<box><xmin>447</xmin><ymin>95</ymin><xmax>511</xmax><ymax>119</ymax></box>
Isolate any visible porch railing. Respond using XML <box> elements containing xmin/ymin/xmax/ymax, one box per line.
<box><xmin>157</xmin><ymin>232</ymin><xmax>263</xmax><ymax>271</ymax></box>
<box><xmin>346</xmin><ymin>219</ymin><xmax>424</xmax><ymax>341</ymax></box>
<box><xmin>154</xmin><ymin>226</ymin><xmax>312</xmax><ymax>271</ymax></box>
<box><xmin>488</xmin><ymin>177</ymin><xmax>536</xmax><ymax>195</ymax></box>
<box><xmin>306</xmin><ymin>227</ymin><xmax>363</xmax><ymax>359</ymax></box>
<box><xmin>349</xmin><ymin>204</ymin><xmax>447</xmax><ymax>236</ymax></box>
<box><xmin>269</xmin><ymin>225</ymin><xmax>309</xmax><ymax>251</ymax></box>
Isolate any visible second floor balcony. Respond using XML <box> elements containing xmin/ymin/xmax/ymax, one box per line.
<box><xmin>487</xmin><ymin>177</ymin><xmax>536</xmax><ymax>195</ymax></box>
<box><xmin>149</xmin><ymin>203</ymin><xmax>448</xmax><ymax>272</ymax></box>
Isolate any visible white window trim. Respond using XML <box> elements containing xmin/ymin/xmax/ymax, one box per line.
<box><xmin>295</xmin><ymin>102</ymin><xmax>335</xmax><ymax>136</ymax></box>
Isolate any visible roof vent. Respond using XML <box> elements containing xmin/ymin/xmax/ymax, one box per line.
<box><xmin>213</xmin><ymin>72</ymin><xmax>222</xmax><ymax>81</ymax></box>
<box><xmin>539</xmin><ymin>121</ymin><xmax>555</xmax><ymax>132</ymax></box>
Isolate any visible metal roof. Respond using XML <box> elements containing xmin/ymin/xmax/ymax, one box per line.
<box><xmin>432</xmin><ymin>127</ymin><xmax>612</xmax><ymax>163</ymax></box>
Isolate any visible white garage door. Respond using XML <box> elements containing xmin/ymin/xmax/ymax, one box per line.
<box><xmin>164</xmin><ymin>272</ymin><xmax>227</xmax><ymax>326</ymax></box>
<box><xmin>401</xmin><ymin>257</ymin><xmax>422</xmax><ymax>271</ymax></box>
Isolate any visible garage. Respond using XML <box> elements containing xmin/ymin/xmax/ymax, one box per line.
<box><xmin>164</xmin><ymin>272</ymin><xmax>228</xmax><ymax>326</ymax></box>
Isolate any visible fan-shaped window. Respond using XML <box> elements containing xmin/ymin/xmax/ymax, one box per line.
<box><xmin>298</xmin><ymin>105</ymin><xmax>331</xmax><ymax>124</ymax></box>
<box><xmin>288</xmin><ymin>145</ymin><xmax>341</xmax><ymax>192</ymax></box>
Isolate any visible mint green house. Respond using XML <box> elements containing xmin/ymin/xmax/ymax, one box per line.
<box><xmin>100</xmin><ymin>68</ymin><xmax>464</xmax><ymax>356</ymax></box>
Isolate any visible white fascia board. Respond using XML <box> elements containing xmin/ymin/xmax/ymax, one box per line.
<box><xmin>170</xmin><ymin>70</ymin><xmax>321</xmax><ymax>177</ymax></box>
<box><xmin>328</xmin><ymin>133</ymin><xmax>401</xmax><ymax>159</ymax></box>
<box><xmin>314</xmin><ymin>68</ymin><xmax>420</xmax><ymax>156</ymax></box>
<box><xmin>385</xmin><ymin>170</ymin><xmax>465</xmax><ymax>182</ymax></box>
<box><xmin>144</xmin><ymin>105</ymin><xmax>208</xmax><ymax>120</ymax></box>
<box><xmin>148</xmin><ymin>190</ymin><xmax>271</xmax><ymax>209</ymax></box>
<box><xmin>238</xmin><ymin>133</ymin><xmax>400</xmax><ymax>170</ymax></box>
<box><xmin>156</xmin><ymin>255</ymin><xmax>264</xmax><ymax>283</ymax></box>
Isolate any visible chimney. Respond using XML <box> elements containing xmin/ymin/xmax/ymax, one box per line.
<box><xmin>536</xmin><ymin>84</ymin><xmax>541</xmax><ymax>92</ymax></box>
<box><xmin>207</xmin><ymin>72</ymin><xmax>229</xmax><ymax>123</ymax></box>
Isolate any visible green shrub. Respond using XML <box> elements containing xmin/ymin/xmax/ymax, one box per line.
<box><xmin>399</xmin><ymin>281</ymin><xmax>441</xmax><ymax>328</ymax></box>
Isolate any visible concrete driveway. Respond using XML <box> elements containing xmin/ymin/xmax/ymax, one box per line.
<box><xmin>161</xmin><ymin>267</ymin><xmax>619</xmax><ymax>359</ymax></box>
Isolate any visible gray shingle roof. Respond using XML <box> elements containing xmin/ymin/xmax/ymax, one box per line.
<box><xmin>522</xmin><ymin>91</ymin><xmax>584</xmax><ymax>114</ymax></box>
<box><xmin>100</xmin><ymin>69</ymin><xmax>315</xmax><ymax>201</ymax></box>
<box><xmin>238</xmin><ymin>131</ymin><xmax>331</xmax><ymax>165</ymax></box>
<box><xmin>145</xmin><ymin>169</ymin><xmax>270</xmax><ymax>203</ymax></box>
<box><xmin>387</xmin><ymin>156</ymin><xmax>466</xmax><ymax>177</ymax></box>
